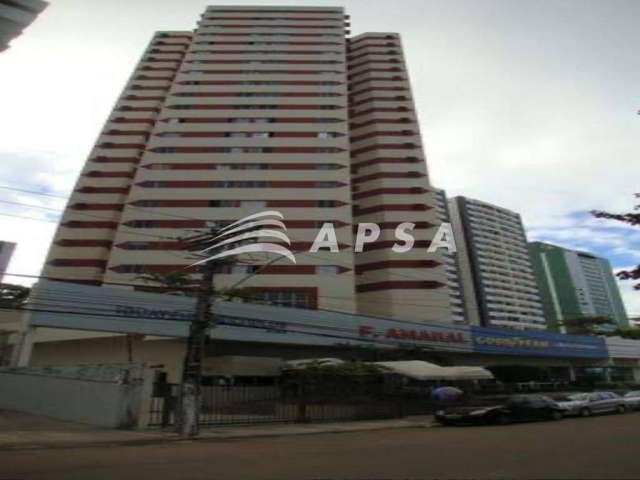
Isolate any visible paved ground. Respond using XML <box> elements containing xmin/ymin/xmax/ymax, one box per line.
<box><xmin>0</xmin><ymin>410</ymin><xmax>433</xmax><ymax>450</ymax></box>
<box><xmin>1</xmin><ymin>412</ymin><xmax>639</xmax><ymax>480</ymax></box>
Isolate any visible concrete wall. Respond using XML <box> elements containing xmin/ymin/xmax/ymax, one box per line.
<box><xmin>30</xmin><ymin>336</ymin><xmax>185</xmax><ymax>383</ymax></box>
<box><xmin>0</xmin><ymin>363</ymin><xmax>154</xmax><ymax>428</ymax></box>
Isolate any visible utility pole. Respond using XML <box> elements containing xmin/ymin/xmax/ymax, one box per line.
<box><xmin>174</xmin><ymin>223</ymin><xmax>263</xmax><ymax>436</ymax></box>
<box><xmin>176</xmin><ymin>228</ymin><xmax>217</xmax><ymax>437</ymax></box>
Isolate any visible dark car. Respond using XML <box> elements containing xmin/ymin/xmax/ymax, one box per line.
<box><xmin>435</xmin><ymin>394</ymin><xmax>565</xmax><ymax>426</ymax></box>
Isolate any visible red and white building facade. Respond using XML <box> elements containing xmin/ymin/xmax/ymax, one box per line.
<box><xmin>44</xmin><ymin>6</ymin><xmax>453</xmax><ymax>325</ymax></box>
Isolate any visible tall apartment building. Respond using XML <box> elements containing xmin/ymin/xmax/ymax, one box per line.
<box><xmin>449</xmin><ymin>196</ymin><xmax>546</xmax><ymax>330</ymax></box>
<box><xmin>0</xmin><ymin>0</ymin><xmax>47</xmax><ymax>52</ymax></box>
<box><xmin>431</xmin><ymin>189</ymin><xmax>473</xmax><ymax>324</ymax></box>
<box><xmin>528</xmin><ymin>241</ymin><xmax>629</xmax><ymax>331</ymax></box>
<box><xmin>0</xmin><ymin>241</ymin><xmax>16</xmax><ymax>282</ymax></box>
<box><xmin>43</xmin><ymin>6</ymin><xmax>452</xmax><ymax>324</ymax></box>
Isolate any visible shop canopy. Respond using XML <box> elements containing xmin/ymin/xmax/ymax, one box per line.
<box><xmin>373</xmin><ymin>360</ymin><xmax>494</xmax><ymax>381</ymax></box>
<box><xmin>285</xmin><ymin>359</ymin><xmax>493</xmax><ymax>381</ymax></box>
<box><xmin>284</xmin><ymin>358</ymin><xmax>346</xmax><ymax>369</ymax></box>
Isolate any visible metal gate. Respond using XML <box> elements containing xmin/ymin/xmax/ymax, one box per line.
<box><xmin>148</xmin><ymin>383</ymin><xmax>405</xmax><ymax>427</ymax></box>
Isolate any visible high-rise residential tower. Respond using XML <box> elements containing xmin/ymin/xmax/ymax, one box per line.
<box><xmin>528</xmin><ymin>241</ymin><xmax>629</xmax><ymax>331</ymax></box>
<box><xmin>0</xmin><ymin>0</ymin><xmax>47</xmax><ymax>52</ymax></box>
<box><xmin>43</xmin><ymin>6</ymin><xmax>452</xmax><ymax>324</ymax></box>
<box><xmin>449</xmin><ymin>196</ymin><xmax>546</xmax><ymax>330</ymax></box>
<box><xmin>431</xmin><ymin>189</ymin><xmax>472</xmax><ymax>324</ymax></box>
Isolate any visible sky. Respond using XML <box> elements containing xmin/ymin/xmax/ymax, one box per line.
<box><xmin>0</xmin><ymin>0</ymin><xmax>638</xmax><ymax>315</ymax></box>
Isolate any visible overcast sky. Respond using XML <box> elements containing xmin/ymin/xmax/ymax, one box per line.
<box><xmin>0</xmin><ymin>0</ymin><xmax>639</xmax><ymax>315</ymax></box>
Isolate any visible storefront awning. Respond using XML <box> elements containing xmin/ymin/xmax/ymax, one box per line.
<box><xmin>373</xmin><ymin>360</ymin><xmax>493</xmax><ymax>381</ymax></box>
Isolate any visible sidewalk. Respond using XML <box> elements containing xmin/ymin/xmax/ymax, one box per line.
<box><xmin>0</xmin><ymin>410</ymin><xmax>436</xmax><ymax>451</ymax></box>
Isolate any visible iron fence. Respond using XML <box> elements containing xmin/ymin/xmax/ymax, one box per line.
<box><xmin>147</xmin><ymin>383</ymin><xmax>415</xmax><ymax>427</ymax></box>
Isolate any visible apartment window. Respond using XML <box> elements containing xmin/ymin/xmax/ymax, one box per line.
<box><xmin>251</xmin><ymin>132</ymin><xmax>271</xmax><ymax>138</ymax></box>
<box><xmin>317</xmin><ymin>200</ymin><xmax>336</xmax><ymax>208</ymax></box>
<box><xmin>242</xmin><ymin>201</ymin><xmax>267</xmax><ymax>208</ymax></box>
<box><xmin>126</xmin><ymin>242</ymin><xmax>149</xmax><ymax>251</ymax></box>
<box><xmin>317</xmin><ymin>132</ymin><xmax>330</xmax><ymax>139</ymax></box>
<box><xmin>251</xmin><ymin>290</ymin><xmax>314</xmax><ymax>309</ymax></box>
<box><xmin>317</xmin><ymin>266</ymin><xmax>339</xmax><ymax>275</ymax></box>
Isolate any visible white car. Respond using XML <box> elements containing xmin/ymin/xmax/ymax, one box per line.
<box><xmin>557</xmin><ymin>392</ymin><xmax>627</xmax><ymax>417</ymax></box>
<box><xmin>623</xmin><ymin>391</ymin><xmax>640</xmax><ymax>410</ymax></box>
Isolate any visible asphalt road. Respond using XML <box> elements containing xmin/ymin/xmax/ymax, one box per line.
<box><xmin>2</xmin><ymin>412</ymin><xmax>639</xmax><ymax>480</ymax></box>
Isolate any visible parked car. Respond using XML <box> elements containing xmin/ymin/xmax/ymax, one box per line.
<box><xmin>557</xmin><ymin>392</ymin><xmax>627</xmax><ymax>417</ymax></box>
<box><xmin>623</xmin><ymin>391</ymin><xmax>640</xmax><ymax>411</ymax></box>
<box><xmin>435</xmin><ymin>394</ymin><xmax>565</xmax><ymax>426</ymax></box>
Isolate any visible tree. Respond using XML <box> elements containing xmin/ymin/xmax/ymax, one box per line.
<box><xmin>592</xmin><ymin>194</ymin><xmax>640</xmax><ymax>290</ymax></box>
<box><xmin>0</xmin><ymin>283</ymin><xmax>30</xmax><ymax>309</ymax></box>
<box><xmin>608</xmin><ymin>328</ymin><xmax>640</xmax><ymax>340</ymax></box>
<box><xmin>558</xmin><ymin>316</ymin><xmax>614</xmax><ymax>335</ymax></box>
<box><xmin>136</xmin><ymin>271</ymin><xmax>197</xmax><ymax>295</ymax></box>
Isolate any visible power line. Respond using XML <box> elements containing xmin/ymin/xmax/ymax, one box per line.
<box><xmin>0</xmin><ymin>198</ymin><xmax>184</xmax><ymax>242</ymax></box>
<box><xmin>1</xmin><ymin>183</ymin><xmax>635</xmax><ymax>319</ymax></box>
<box><xmin>0</xmin><ymin>186</ymin><xmax>459</xmax><ymax>285</ymax></box>
<box><xmin>0</xmin><ymin>185</ymin><xmax>68</xmax><ymax>200</ymax></box>
<box><xmin>0</xmin><ymin>304</ymin><xmax>473</xmax><ymax>352</ymax></box>
<box><xmin>2</xmin><ymin>271</ymin><xmax>457</xmax><ymax>313</ymax></box>
<box><xmin>0</xmin><ymin>212</ymin><xmax>59</xmax><ymax>223</ymax></box>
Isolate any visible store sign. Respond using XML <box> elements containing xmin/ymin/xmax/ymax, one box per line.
<box><xmin>27</xmin><ymin>280</ymin><xmax>475</xmax><ymax>352</ymax></box>
<box><xmin>358</xmin><ymin>325</ymin><xmax>467</xmax><ymax>345</ymax></box>
<box><xmin>28</xmin><ymin>280</ymin><xmax>617</xmax><ymax>359</ymax></box>
<box><xmin>471</xmin><ymin>326</ymin><xmax>608</xmax><ymax>359</ymax></box>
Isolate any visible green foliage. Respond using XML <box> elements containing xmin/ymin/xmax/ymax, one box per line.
<box><xmin>135</xmin><ymin>271</ymin><xmax>196</xmax><ymax>295</ymax></box>
<box><xmin>289</xmin><ymin>360</ymin><xmax>388</xmax><ymax>378</ymax></box>
<box><xmin>605</xmin><ymin>328</ymin><xmax>640</xmax><ymax>340</ymax></box>
<box><xmin>283</xmin><ymin>361</ymin><xmax>391</xmax><ymax>400</ymax></box>
<box><xmin>217</xmin><ymin>286</ymin><xmax>255</xmax><ymax>302</ymax></box>
<box><xmin>0</xmin><ymin>283</ymin><xmax>30</xmax><ymax>309</ymax></box>
<box><xmin>592</xmin><ymin>194</ymin><xmax>640</xmax><ymax>290</ymax></box>
<box><xmin>559</xmin><ymin>316</ymin><xmax>613</xmax><ymax>335</ymax></box>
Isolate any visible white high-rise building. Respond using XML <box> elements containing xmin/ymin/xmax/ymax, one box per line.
<box><xmin>449</xmin><ymin>196</ymin><xmax>546</xmax><ymax>330</ymax></box>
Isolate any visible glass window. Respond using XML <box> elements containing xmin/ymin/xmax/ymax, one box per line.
<box><xmin>317</xmin><ymin>265</ymin><xmax>338</xmax><ymax>275</ymax></box>
<box><xmin>241</xmin><ymin>201</ymin><xmax>266</xmax><ymax>209</ymax></box>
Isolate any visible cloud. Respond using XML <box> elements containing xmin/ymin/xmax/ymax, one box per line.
<box><xmin>0</xmin><ymin>0</ymin><xmax>638</xmax><ymax>319</ymax></box>
<box><xmin>617</xmin><ymin>279</ymin><xmax>640</xmax><ymax>319</ymax></box>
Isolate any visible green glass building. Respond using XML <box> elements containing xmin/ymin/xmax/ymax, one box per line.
<box><xmin>528</xmin><ymin>241</ymin><xmax>629</xmax><ymax>332</ymax></box>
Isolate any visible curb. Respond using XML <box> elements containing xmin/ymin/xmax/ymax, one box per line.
<box><xmin>0</xmin><ymin>420</ymin><xmax>436</xmax><ymax>452</ymax></box>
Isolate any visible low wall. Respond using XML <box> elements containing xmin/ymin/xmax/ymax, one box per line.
<box><xmin>0</xmin><ymin>364</ymin><xmax>155</xmax><ymax>428</ymax></box>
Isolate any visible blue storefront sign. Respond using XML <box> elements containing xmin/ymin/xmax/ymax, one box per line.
<box><xmin>471</xmin><ymin>326</ymin><xmax>608</xmax><ymax>359</ymax></box>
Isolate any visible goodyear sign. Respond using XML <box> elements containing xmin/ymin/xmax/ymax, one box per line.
<box><xmin>471</xmin><ymin>326</ymin><xmax>607</xmax><ymax>359</ymax></box>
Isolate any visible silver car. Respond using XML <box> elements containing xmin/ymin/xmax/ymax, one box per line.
<box><xmin>557</xmin><ymin>392</ymin><xmax>627</xmax><ymax>417</ymax></box>
<box><xmin>623</xmin><ymin>391</ymin><xmax>640</xmax><ymax>411</ymax></box>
